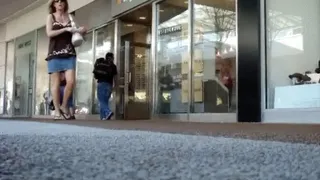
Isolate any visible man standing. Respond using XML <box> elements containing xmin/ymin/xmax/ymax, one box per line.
<box><xmin>93</xmin><ymin>53</ymin><xmax>117</xmax><ymax>120</ymax></box>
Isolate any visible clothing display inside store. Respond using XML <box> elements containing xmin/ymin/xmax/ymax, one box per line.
<box><xmin>288</xmin><ymin>60</ymin><xmax>320</xmax><ymax>85</ymax></box>
<box><xmin>274</xmin><ymin>60</ymin><xmax>320</xmax><ymax>109</ymax></box>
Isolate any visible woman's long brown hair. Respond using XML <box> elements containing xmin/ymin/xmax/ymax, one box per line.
<box><xmin>48</xmin><ymin>0</ymin><xmax>69</xmax><ymax>14</ymax></box>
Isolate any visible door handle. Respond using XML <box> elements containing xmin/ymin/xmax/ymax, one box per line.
<box><xmin>124</xmin><ymin>41</ymin><xmax>131</xmax><ymax>85</ymax></box>
<box><xmin>127</xmin><ymin>72</ymin><xmax>131</xmax><ymax>84</ymax></box>
<box><xmin>28</xmin><ymin>88</ymin><xmax>33</xmax><ymax>94</ymax></box>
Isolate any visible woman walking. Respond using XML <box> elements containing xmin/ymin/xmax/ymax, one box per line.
<box><xmin>46</xmin><ymin>0</ymin><xmax>86</xmax><ymax>120</ymax></box>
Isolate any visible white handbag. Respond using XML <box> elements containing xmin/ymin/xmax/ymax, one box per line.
<box><xmin>69</xmin><ymin>14</ymin><xmax>84</xmax><ymax>47</ymax></box>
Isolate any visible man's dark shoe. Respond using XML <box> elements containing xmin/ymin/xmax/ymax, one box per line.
<box><xmin>106</xmin><ymin>112</ymin><xmax>114</xmax><ymax>120</ymax></box>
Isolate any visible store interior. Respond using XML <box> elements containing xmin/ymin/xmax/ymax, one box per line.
<box><xmin>266</xmin><ymin>0</ymin><xmax>320</xmax><ymax>110</ymax></box>
<box><xmin>156</xmin><ymin>0</ymin><xmax>237</xmax><ymax>114</ymax></box>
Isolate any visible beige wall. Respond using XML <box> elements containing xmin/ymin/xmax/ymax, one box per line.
<box><xmin>76</xmin><ymin>0</ymin><xmax>112</xmax><ymax>30</ymax></box>
<box><xmin>111</xmin><ymin>0</ymin><xmax>150</xmax><ymax>17</ymax></box>
<box><xmin>5</xmin><ymin>0</ymin><xmax>94</xmax><ymax>41</ymax></box>
<box><xmin>0</xmin><ymin>24</ymin><xmax>6</xmax><ymax>43</ymax></box>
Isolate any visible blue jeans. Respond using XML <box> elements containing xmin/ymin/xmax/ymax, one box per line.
<box><xmin>97</xmin><ymin>82</ymin><xmax>112</xmax><ymax>119</ymax></box>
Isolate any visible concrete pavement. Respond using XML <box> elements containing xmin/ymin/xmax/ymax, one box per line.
<box><xmin>1</xmin><ymin>120</ymin><xmax>320</xmax><ymax>180</ymax></box>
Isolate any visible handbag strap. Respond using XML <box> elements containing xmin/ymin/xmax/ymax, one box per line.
<box><xmin>68</xmin><ymin>14</ymin><xmax>77</xmax><ymax>28</ymax></box>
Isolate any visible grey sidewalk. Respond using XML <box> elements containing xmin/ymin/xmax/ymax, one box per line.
<box><xmin>1</xmin><ymin>120</ymin><xmax>320</xmax><ymax>180</ymax></box>
<box><xmin>5</xmin><ymin>118</ymin><xmax>320</xmax><ymax>144</ymax></box>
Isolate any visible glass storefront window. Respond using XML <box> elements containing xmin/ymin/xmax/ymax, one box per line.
<box><xmin>75</xmin><ymin>32</ymin><xmax>93</xmax><ymax>114</ymax></box>
<box><xmin>0</xmin><ymin>88</ymin><xmax>4</xmax><ymax>114</ymax></box>
<box><xmin>0</xmin><ymin>43</ymin><xmax>4</xmax><ymax>114</ymax></box>
<box><xmin>34</xmin><ymin>28</ymin><xmax>50</xmax><ymax>115</ymax></box>
<box><xmin>5</xmin><ymin>41</ymin><xmax>14</xmax><ymax>115</ymax></box>
<box><xmin>0</xmin><ymin>66</ymin><xmax>4</xmax><ymax>89</ymax></box>
<box><xmin>0</xmin><ymin>43</ymin><xmax>5</xmax><ymax>87</ymax></box>
<box><xmin>266</xmin><ymin>0</ymin><xmax>320</xmax><ymax>109</ymax></box>
<box><xmin>0</xmin><ymin>62</ymin><xmax>4</xmax><ymax>114</ymax></box>
<box><xmin>0</xmin><ymin>43</ymin><xmax>5</xmax><ymax>114</ymax></box>
<box><xmin>193</xmin><ymin>0</ymin><xmax>237</xmax><ymax>113</ymax></box>
<box><xmin>0</xmin><ymin>43</ymin><xmax>5</xmax><ymax>66</ymax></box>
<box><xmin>93</xmin><ymin>23</ymin><xmax>115</xmax><ymax>114</ymax></box>
<box><xmin>14</xmin><ymin>32</ymin><xmax>36</xmax><ymax>116</ymax></box>
<box><xmin>155</xmin><ymin>0</ymin><xmax>189</xmax><ymax>114</ymax></box>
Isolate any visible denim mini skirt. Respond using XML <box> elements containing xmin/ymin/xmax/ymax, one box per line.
<box><xmin>47</xmin><ymin>56</ymin><xmax>76</xmax><ymax>74</ymax></box>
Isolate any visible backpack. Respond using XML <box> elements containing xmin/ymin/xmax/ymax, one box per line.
<box><xmin>93</xmin><ymin>58</ymin><xmax>114</xmax><ymax>80</ymax></box>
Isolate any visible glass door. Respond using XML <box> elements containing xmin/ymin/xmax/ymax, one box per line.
<box><xmin>13</xmin><ymin>32</ymin><xmax>36</xmax><ymax>117</ymax></box>
<box><xmin>75</xmin><ymin>32</ymin><xmax>93</xmax><ymax>115</ymax></box>
<box><xmin>93</xmin><ymin>23</ymin><xmax>115</xmax><ymax>114</ymax></box>
<box><xmin>117</xmin><ymin>20</ymin><xmax>151</xmax><ymax>120</ymax></box>
<box><xmin>0</xmin><ymin>65</ymin><xmax>5</xmax><ymax>114</ymax></box>
<box><xmin>13</xmin><ymin>53</ymin><xmax>34</xmax><ymax>116</ymax></box>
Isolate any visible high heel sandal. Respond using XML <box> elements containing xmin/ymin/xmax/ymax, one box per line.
<box><xmin>59</xmin><ymin>108</ymin><xmax>70</xmax><ymax>120</ymax></box>
<box><xmin>53</xmin><ymin>115</ymin><xmax>63</xmax><ymax>121</ymax></box>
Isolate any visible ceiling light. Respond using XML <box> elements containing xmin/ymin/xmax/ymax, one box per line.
<box><xmin>160</xmin><ymin>9</ymin><xmax>164</xmax><ymax>12</ymax></box>
<box><xmin>184</xmin><ymin>1</ymin><xmax>188</xmax><ymax>4</ymax></box>
<box><xmin>126</xmin><ymin>24</ymin><xmax>133</xmax><ymax>27</ymax></box>
<box><xmin>139</xmin><ymin>16</ymin><xmax>146</xmax><ymax>20</ymax></box>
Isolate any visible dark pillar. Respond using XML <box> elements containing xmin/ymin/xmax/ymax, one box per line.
<box><xmin>237</xmin><ymin>0</ymin><xmax>262</xmax><ymax>122</ymax></box>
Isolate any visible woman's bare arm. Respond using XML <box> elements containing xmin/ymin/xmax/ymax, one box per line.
<box><xmin>46</xmin><ymin>15</ymin><xmax>67</xmax><ymax>38</ymax></box>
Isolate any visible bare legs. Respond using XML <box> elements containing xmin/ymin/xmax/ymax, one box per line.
<box><xmin>50</xmin><ymin>72</ymin><xmax>61</xmax><ymax>116</ymax></box>
<box><xmin>61</xmin><ymin>69</ymin><xmax>75</xmax><ymax>113</ymax></box>
<box><xmin>50</xmin><ymin>69</ymin><xmax>75</xmax><ymax>118</ymax></box>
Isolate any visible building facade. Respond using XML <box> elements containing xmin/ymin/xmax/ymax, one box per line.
<box><xmin>0</xmin><ymin>0</ymin><xmax>318</xmax><ymax>123</ymax></box>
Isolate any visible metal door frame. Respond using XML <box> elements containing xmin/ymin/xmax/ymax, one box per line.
<box><xmin>123</xmin><ymin>41</ymin><xmax>131</xmax><ymax>119</ymax></box>
<box><xmin>28</xmin><ymin>53</ymin><xmax>35</xmax><ymax>117</ymax></box>
<box><xmin>115</xmin><ymin>20</ymin><xmax>131</xmax><ymax>119</ymax></box>
<box><xmin>12</xmin><ymin>31</ymin><xmax>36</xmax><ymax>117</ymax></box>
<box><xmin>115</xmin><ymin>19</ymin><xmax>128</xmax><ymax>119</ymax></box>
<box><xmin>12</xmin><ymin>53</ymin><xmax>32</xmax><ymax>117</ymax></box>
<box><xmin>115</xmin><ymin>18</ymin><xmax>152</xmax><ymax>120</ymax></box>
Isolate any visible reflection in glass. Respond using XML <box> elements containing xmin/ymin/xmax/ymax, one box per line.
<box><xmin>0</xmin><ymin>43</ymin><xmax>5</xmax><ymax>66</ymax></box>
<box><xmin>130</xmin><ymin>46</ymin><xmax>149</xmax><ymax>103</ymax></box>
<box><xmin>118</xmin><ymin>20</ymin><xmax>150</xmax><ymax>119</ymax></box>
<box><xmin>0</xmin><ymin>66</ymin><xmax>4</xmax><ymax>114</ymax></box>
<box><xmin>193</xmin><ymin>0</ymin><xmax>237</xmax><ymax>113</ymax></box>
<box><xmin>75</xmin><ymin>33</ymin><xmax>93</xmax><ymax>114</ymax></box>
<box><xmin>5</xmin><ymin>41</ymin><xmax>14</xmax><ymax>115</ymax></box>
<box><xmin>35</xmin><ymin>28</ymin><xmax>50</xmax><ymax>115</ymax></box>
<box><xmin>0</xmin><ymin>66</ymin><xmax>4</xmax><ymax>89</ymax></box>
<box><xmin>0</xmin><ymin>88</ymin><xmax>3</xmax><ymax>114</ymax></box>
<box><xmin>156</xmin><ymin>0</ymin><xmax>189</xmax><ymax>114</ymax></box>
<box><xmin>266</xmin><ymin>0</ymin><xmax>320</xmax><ymax>109</ymax></box>
<box><xmin>93</xmin><ymin>24</ymin><xmax>115</xmax><ymax>114</ymax></box>
<box><xmin>0</xmin><ymin>45</ymin><xmax>4</xmax><ymax>115</ymax></box>
<box><xmin>13</xmin><ymin>32</ymin><xmax>36</xmax><ymax>116</ymax></box>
